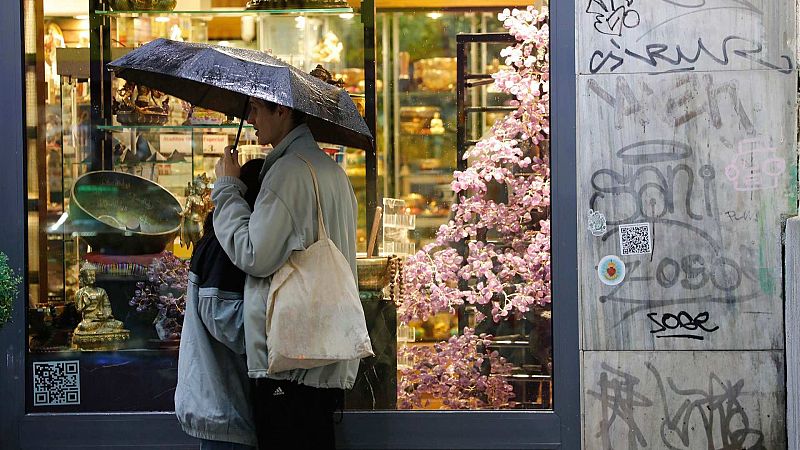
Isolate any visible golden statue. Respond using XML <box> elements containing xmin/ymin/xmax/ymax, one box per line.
<box><xmin>72</xmin><ymin>262</ymin><xmax>130</xmax><ymax>351</ymax></box>
<box><xmin>180</xmin><ymin>174</ymin><xmax>212</xmax><ymax>249</ymax></box>
<box><xmin>429</xmin><ymin>112</ymin><xmax>445</xmax><ymax>135</ymax></box>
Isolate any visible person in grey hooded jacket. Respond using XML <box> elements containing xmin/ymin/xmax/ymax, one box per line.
<box><xmin>212</xmin><ymin>98</ymin><xmax>359</xmax><ymax>450</ymax></box>
<box><xmin>175</xmin><ymin>159</ymin><xmax>263</xmax><ymax>450</ymax></box>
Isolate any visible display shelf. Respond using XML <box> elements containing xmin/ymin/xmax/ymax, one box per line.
<box><xmin>399</xmin><ymin>90</ymin><xmax>454</xmax><ymax>99</ymax></box>
<box><xmin>98</xmin><ymin>124</ymin><xmax>253</xmax><ymax>131</ymax></box>
<box><xmin>94</xmin><ymin>7</ymin><xmax>354</xmax><ymax>17</ymax></box>
<box><xmin>414</xmin><ymin>215</ymin><xmax>447</xmax><ymax>228</ymax></box>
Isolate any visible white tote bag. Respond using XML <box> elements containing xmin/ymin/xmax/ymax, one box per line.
<box><xmin>265</xmin><ymin>156</ymin><xmax>374</xmax><ymax>374</ymax></box>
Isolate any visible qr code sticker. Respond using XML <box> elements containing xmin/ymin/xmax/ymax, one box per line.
<box><xmin>33</xmin><ymin>360</ymin><xmax>80</xmax><ymax>406</ymax></box>
<box><xmin>619</xmin><ymin>223</ymin><xmax>652</xmax><ymax>256</ymax></box>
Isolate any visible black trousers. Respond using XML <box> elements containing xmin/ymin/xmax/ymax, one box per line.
<box><xmin>252</xmin><ymin>378</ymin><xmax>344</xmax><ymax>450</ymax></box>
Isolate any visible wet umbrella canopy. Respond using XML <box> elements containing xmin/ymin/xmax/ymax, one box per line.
<box><xmin>108</xmin><ymin>38</ymin><xmax>372</xmax><ymax>150</ymax></box>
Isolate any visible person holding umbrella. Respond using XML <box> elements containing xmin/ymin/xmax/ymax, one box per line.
<box><xmin>212</xmin><ymin>98</ymin><xmax>359</xmax><ymax>450</ymax></box>
<box><xmin>109</xmin><ymin>39</ymin><xmax>373</xmax><ymax>449</ymax></box>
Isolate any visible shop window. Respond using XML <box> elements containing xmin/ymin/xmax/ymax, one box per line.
<box><xmin>371</xmin><ymin>5</ymin><xmax>552</xmax><ymax>411</ymax></box>
<box><xmin>23</xmin><ymin>0</ymin><xmax>550</xmax><ymax>414</ymax></box>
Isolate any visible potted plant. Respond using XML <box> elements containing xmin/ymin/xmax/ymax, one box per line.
<box><xmin>0</xmin><ymin>252</ymin><xmax>22</xmax><ymax>329</ymax></box>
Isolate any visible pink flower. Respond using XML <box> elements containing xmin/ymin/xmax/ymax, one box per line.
<box><xmin>398</xmin><ymin>5</ymin><xmax>551</xmax><ymax>324</ymax></box>
<box><xmin>396</xmin><ymin>5</ymin><xmax>550</xmax><ymax>411</ymax></box>
<box><xmin>397</xmin><ymin>328</ymin><xmax>517</xmax><ymax>409</ymax></box>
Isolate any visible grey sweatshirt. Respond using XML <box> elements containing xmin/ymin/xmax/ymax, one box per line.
<box><xmin>211</xmin><ymin>124</ymin><xmax>360</xmax><ymax>388</ymax></box>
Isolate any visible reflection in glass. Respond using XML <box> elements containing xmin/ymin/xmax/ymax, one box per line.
<box><xmin>385</xmin><ymin>5</ymin><xmax>552</xmax><ymax>411</ymax></box>
<box><xmin>24</xmin><ymin>0</ymin><xmax>551</xmax><ymax>415</ymax></box>
<box><xmin>25</xmin><ymin>3</ymin><xmax>370</xmax><ymax>413</ymax></box>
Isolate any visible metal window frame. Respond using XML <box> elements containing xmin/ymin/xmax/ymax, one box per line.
<box><xmin>0</xmin><ymin>0</ymin><xmax>578</xmax><ymax>447</ymax></box>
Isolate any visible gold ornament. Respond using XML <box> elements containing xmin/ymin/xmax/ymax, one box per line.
<box><xmin>71</xmin><ymin>262</ymin><xmax>130</xmax><ymax>351</ymax></box>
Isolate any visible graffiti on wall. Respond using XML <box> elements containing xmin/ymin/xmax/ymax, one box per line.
<box><xmin>580</xmin><ymin>0</ymin><xmax>790</xmax><ymax>447</ymax></box>
<box><xmin>588</xmin><ymin>136</ymin><xmax>764</xmax><ymax>332</ymax></box>
<box><xmin>586</xmin><ymin>0</ymin><xmax>641</xmax><ymax>36</ymax></box>
<box><xmin>588</xmin><ymin>362</ymin><xmax>767</xmax><ymax>449</ymax></box>
<box><xmin>586</xmin><ymin>74</ymin><xmax>756</xmax><ymax>135</ymax></box>
<box><xmin>583</xmin><ymin>0</ymin><xmax>794</xmax><ymax>74</ymax></box>
<box><xmin>582</xmin><ymin>68</ymin><xmax>788</xmax><ymax>338</ymax></box>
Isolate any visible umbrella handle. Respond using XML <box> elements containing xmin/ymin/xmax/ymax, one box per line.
<box><xmin>232</xmin><ymin>101</ymin><xmax>250</xmax><ymax>151</ymax></box>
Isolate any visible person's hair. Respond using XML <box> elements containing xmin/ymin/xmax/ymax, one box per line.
<box><xmin>258</xmin><ymin>99</ymin><xmax>307</xmax><ymax>127</ymax></box>
<box><xmin>200</xmin><ymin>157</ymin><xmax>266</xmax><ymax>239</ymax></box>
<box><xmin>240</xmin><ymin>157</ymin><xmax>265</xmax><ymax>208</ymax></box>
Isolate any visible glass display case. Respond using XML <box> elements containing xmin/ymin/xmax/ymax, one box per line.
<box><xmin>376</xmin><ymin>6</ymin><xmax>552</xmax><ymax>411</ymax></box>
<box><xmin>25</xmin><ymin>0</ymin><xmax>552</xmax><ymax>417</ymax></box>
<box><xmin>6</xmin><ymin>0</ymin><xmax>586</xmax><ymax>446</ymax></box>
<box><xmin>27</xmin><ymin>1</ymin><xmax>377</xmax><ymax>413</ymax></box>
<box><xmin>377</xmin><ymin>10</ymin><xmax>511</xmax><ymax>247</ymax></box>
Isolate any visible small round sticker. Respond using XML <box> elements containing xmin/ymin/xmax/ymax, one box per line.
<box><xmin>597</xmin><ymin>255</ymin><xmax>625</xmax><ymax>286</ymax></box>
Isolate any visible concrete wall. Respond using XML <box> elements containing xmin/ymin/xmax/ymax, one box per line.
<box><xmin>576</xmin><ymin>1</ymin><xmax>798</xmax><ymax>448</ymax></box>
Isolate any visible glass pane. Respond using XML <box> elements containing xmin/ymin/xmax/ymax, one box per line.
<box><xmin>359</xmin><ymin>3</ymin><xmax>552</xmax><ymax>411</ymax></box>
<box><xmin>25</xmin><ymin>0</ymin><xmax>366</xmax><ymax>413</ymax></box>
<box><xmin>25</xmin><ymin>0</ymin><xmax>551</xmax><ymax>417</ymax></box>
<box><xmin>95</xmin><ymin>9</ymin><xmax>354</xmax><ymax>16</ymax></box>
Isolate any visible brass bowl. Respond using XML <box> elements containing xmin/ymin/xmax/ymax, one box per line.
<box><xmin>399</xmin><ymin>106</ymin><xmax>440</xmax><ymax>134</ymax></box>
<box><xmin>356</xmin><ymin>257</ymin><xmax>390</xmax><ymax>292</ymax></box>
<box><xmin>116</xmin><ymin>109</ymin><xmax>168</xmax><ymax>126</ymax></box>
<box><xmin>414</xmin><ymin>57</ymin><xmax>457</xmax><ymax>92</ymax></box>
<box><xmin>69</xmin><ymin>171</ymin><xmax>182</xmax><ymax>255</ymax></box>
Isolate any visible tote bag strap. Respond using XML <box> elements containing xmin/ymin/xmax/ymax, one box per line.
<box><xmin>295</xmin><ymin>154</ymin><xmax>328</xmax><ymax>241</ymax></box>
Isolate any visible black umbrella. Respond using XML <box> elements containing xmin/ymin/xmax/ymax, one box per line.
<box><xmin>108</xmin><ymin>38</ymin><xmax>372</xmax><ymax>150</ymax></box>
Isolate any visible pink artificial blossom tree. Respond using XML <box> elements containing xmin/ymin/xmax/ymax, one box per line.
<box><xmin>397</xmin><ymin>328</ymin><xmax>517</xmax><ymax>410</ymax></box>
<box><xmin>399</xmin><ymin>6</ymin><xmax>551</xmax><ymax>325</ymax></box>
<box><xmin>397</xmin><ymin>6</ymin><xmax>552</xmax><ymax>410</ymax></box>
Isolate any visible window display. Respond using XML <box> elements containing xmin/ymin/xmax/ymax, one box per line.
<box><xmin>25</xmin><ymin>0</ymin><xmax>373</xmax><ymax>413</ymax></box>
<box><xmin>24</xmin><ymin>0</ymin><xmax>551</xmax><ymax>415</ymax></box>
<box><xmin>385</xmin><ymin>5</ymin><xmax>552</xmax><ymax>410</ymax></box>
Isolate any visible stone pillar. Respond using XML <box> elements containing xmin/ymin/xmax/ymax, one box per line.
<box><xmin>575</xmin><ymin>1</ymin><xmax>797</xmax><ymax>448</ymax></box>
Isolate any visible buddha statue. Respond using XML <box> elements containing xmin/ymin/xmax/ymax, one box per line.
<box><xmin>429</xmin><ymin>112</ymin><xmax>445</xmax><ymax>135</ymax></box>
<box><xmin>71</xmin><ymin>262</ymin><xmax>130</xmax><ymax>351</ymax></box>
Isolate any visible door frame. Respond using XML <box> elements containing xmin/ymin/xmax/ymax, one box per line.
<box><xmin>0</xmin><ymin>0</ymin><xmax>579</xmax><ymax>448</ymax></box>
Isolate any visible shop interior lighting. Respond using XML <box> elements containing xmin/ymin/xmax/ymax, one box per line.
<box><xmin>426</xmin><ymin>12</ymin><xmax>443</xmax><ymax>20</ymax></box>
<box><xmin>154</xmin><ymin>16</ymin><xmax>171</xmax><ymax>23</ymax></box>
<box><xmin>73</xmin><ymin>15</ymin><xmax>89</xmax><ymax>20</ymax></box>
<box><xmin>48</xmin><ymin>212</ymin><xmax>68</xmax><ymax>233</ymax></box>
<box><xmin>295</xmin><ymin>16</ymin><xmax>306</xmax><ymax>29</ymax></box>
<box><xmin>338</xmin><ymin>13</ymin><xmax>354</xmax><ymax>20</ymax></box>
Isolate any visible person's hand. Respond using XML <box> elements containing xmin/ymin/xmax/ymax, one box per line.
<box><xmin>216</xmin><ymin>145</ymin><xmax>241</xmax><ymax>179</ymax></box>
